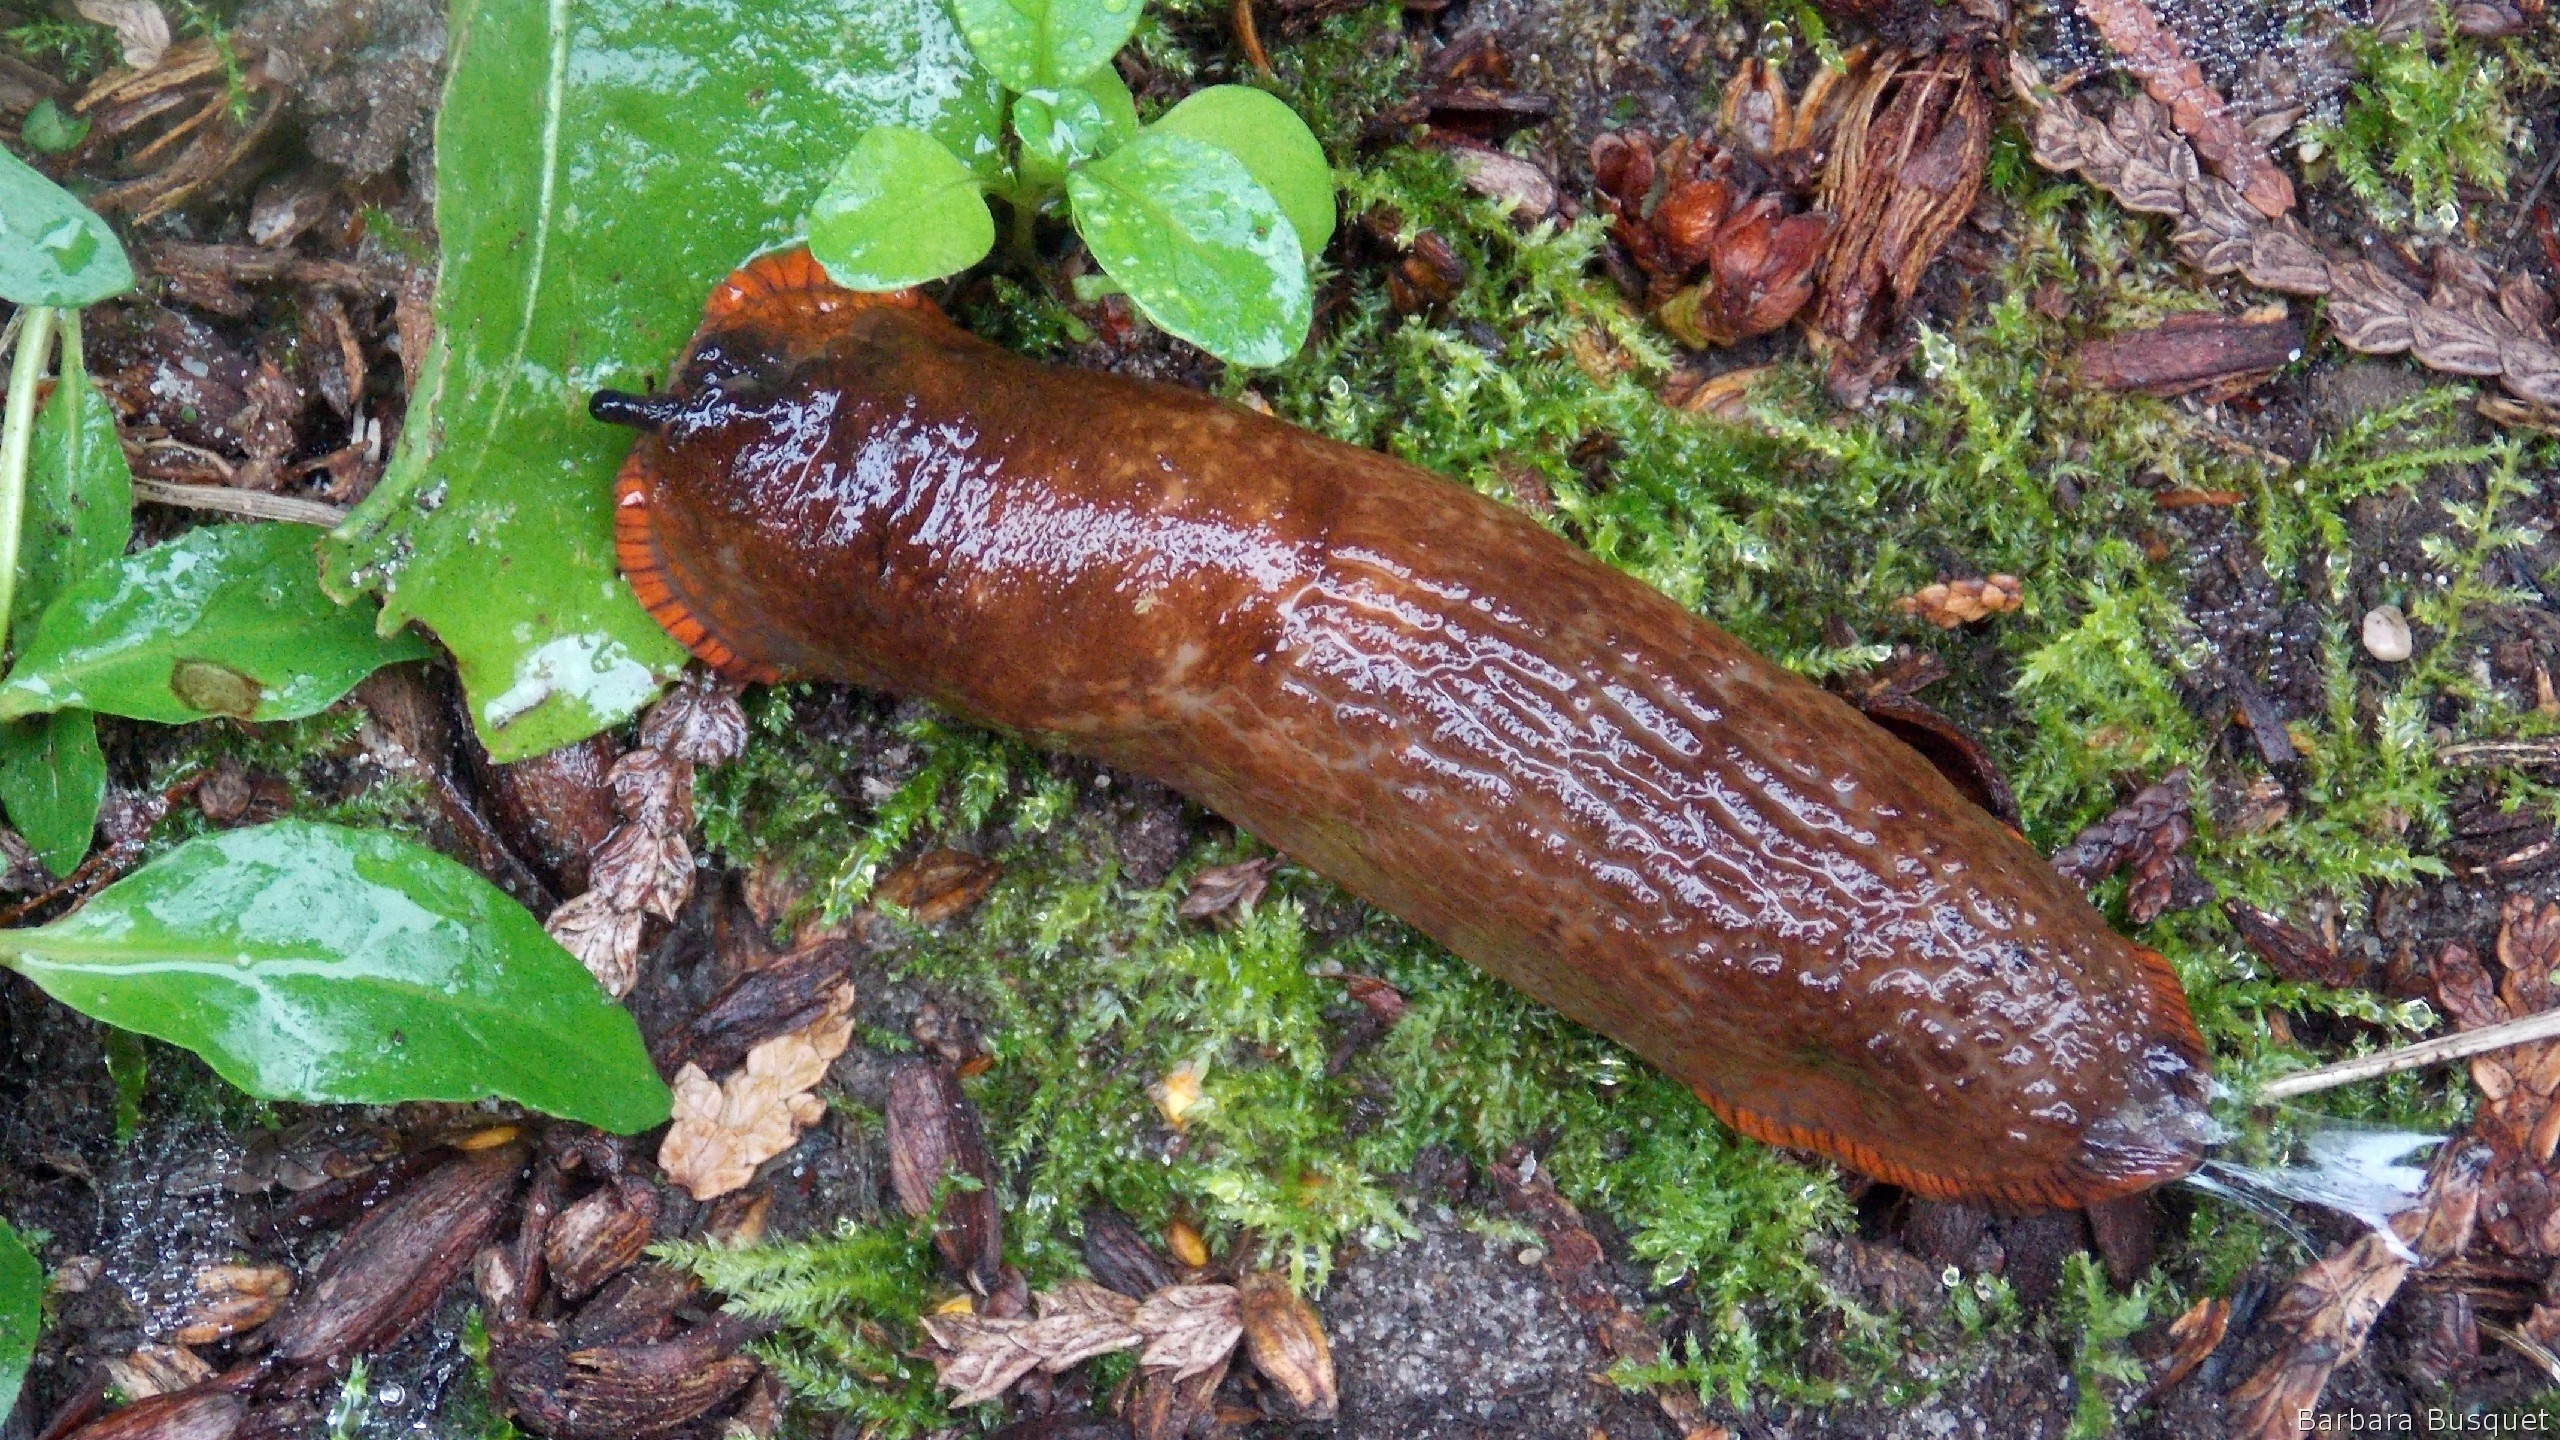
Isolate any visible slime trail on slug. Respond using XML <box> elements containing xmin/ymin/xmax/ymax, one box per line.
<box><xmin>593</xmin><ymin>246</ymin><xmax>2213</xmax><ymax>1209</ymax></box>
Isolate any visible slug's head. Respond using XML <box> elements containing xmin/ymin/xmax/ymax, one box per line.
<box><xmin>592</xmin><ymin>247</ymin><xmax>936</xmax><ymax>684</ymax></box>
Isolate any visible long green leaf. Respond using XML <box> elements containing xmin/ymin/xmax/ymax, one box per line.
<box><xmin>0</xmin><ymin>1218</ymin><xmax>32</xmax><ymax>1427</ymax></box>
<box><xmin>0</xmin><ymin>524</ymin><xmax>427</xmax><ymax>724</ymax></box>
<box><xmin>0</xmin><ymin>710</ymin><xmax>103</xmax><ymax>877</ymax></box>
<box><xmin>18</xmin><ymin>317</ymin><xmax>135</xmax><ymax>629</ymax></box>
<box><xmin>3</xmin><ymin>821</ymin><xmax>670</xmax><ymax>1132</ymax></box>
<box><xmin>322</xmin><ymin>0</ymin><xmax>1003</xmax><ymax>761</ymax></box>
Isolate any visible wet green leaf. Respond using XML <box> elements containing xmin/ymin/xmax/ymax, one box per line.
<box><xmin>19</xmin><ymin>320</ymin><xmax>135</xmax><ymax>630</ymax></box>
<box><xmin>943</xmin><ymin>0</ymin><xmax>1139</xmax><ymax>91</ymax></box>
<box><xmin>20</xmin><ymin>100</ymin><xmax>88</xmax><ymax>155</ymax></box>
<box><xmin>1149</xmin><ymin>85</ymin><xmax>1334</xmax><ymax>256</ymax></box>
<box><xmin>323</xmin><ymin>0</ymin><xmax>1003</xmax><ymax>761</ymax></box>
<box><xmin>0</xmin><ymin>1218</ymin><xmax>30</xmax><ymax>1425</ymax></box>
<box><xmin>1068</xmin><ymin>132</ymin><xmax>1310</xmax><ymax>367</ymax></box>
<box><xmin>2</xmin><ymin>820</ymin><xmax>670</xmax><ymax>1132</ymax></box>
<box><xmin>809</xmin><ymin>126</ymin><xmax>995</xmax><ymax>290</ymax></box>
<box><xmin>0</xmin><ymin>710</ymin><xmax>102</xmax><ymax>878</ymax></box>
<box><xmin>0</xmin><ymin>144</ymin><xmax>131</xmax><ymax>307</ymax></box>
<box><xmin>1014</xmin><ymin>68</ymin><xmax>1136</xmax><ymax>189</ymax></box>
<box><xmin>0</xmin><ymin>524</ymin><xmax>428</xmax><ymax>725</ymax></box>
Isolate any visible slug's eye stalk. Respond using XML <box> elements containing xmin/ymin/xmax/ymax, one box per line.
<box><xmin>589</xmin><ymin>389</ymin><xmax>690</xmax><ymax>431</ymax></box>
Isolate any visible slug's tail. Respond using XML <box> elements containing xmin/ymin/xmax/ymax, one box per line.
<box><xmin>607</xmin><ymin>247</ymin><xmax>934</xmax><ymax>685</ymax></box>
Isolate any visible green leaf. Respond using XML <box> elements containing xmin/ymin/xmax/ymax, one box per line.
<box><xmin>0</xmin><ymin>1218</ymin><xmax>31</xmax><ymax>1426</ymax></box>
<box><xmin>0</xmin><ymin>524</ymin><xmax>429</xmax><ymax>725</ymax></box>
<box><xmin>2</xmin><ymin>820</ymin><xmax>670</xmax><ymax>1132</ymax></box>
<box><xmin>809</xmin><ymin>126</ymin><xmax>995</xmax><ymax>290</ymax></box>
<box><xmin>0</xmin><ymin>145</ymin><xmax>132</xmax><ymax>307</ymax></box>
<box><xmin>19</xmin><ymin>320</ymin><xmax>135</xmax><ymax>630</ymax></box>
<box><xmin>1067</xmin><ymin>132</ymin><xmax>1310</xmax><ymax>368</ymax></box>
<box><xmin>321</xmin><ymin>0</ymin><xmax>1003</xmax><ymax>761</ymax></box>
<box><xmin>0</xmin><ymin>710</ymin><xmax>102</xmax><ymax>877</ymax></box>
<box><xmin>943</xmin><ymin>0</ymin><xmax>1138</xmax><ymax>91</ymax></box>
<box><xmin>1149</xmin><ymin>85</ymin><xmax>1334</xmax><ymax>256</ymax></box>
<box><xmin>1013</xmin><ymin>68</ymin><xmax>1136</xmax><ymax>189</ymax></box>
<box><xmin>21</xmin><ymin>99</ymin><xmax>89</xmax><ymax>154</ymax></box>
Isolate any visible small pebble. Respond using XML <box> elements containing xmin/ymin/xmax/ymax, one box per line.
<box><xmin>2362</xmin><ymin>604</ymin><xmax>2413</xmax><ymax>663</ymax></box>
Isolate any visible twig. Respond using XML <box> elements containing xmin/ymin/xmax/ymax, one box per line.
<box><xmin>131</xmin><ymin>478</ymin><xmax>347</xmax><ymax>527</ymax></box>
<box><xmin>2484</xmin><ymin>1322</ymin><xmax>2560</xmax><ymax>1385</ymax></box>
<box><xmin>2435</xmin><ymin>739</ymin><xmax>2560</xmax><ymax>769</ymax></box>
<box><xmin>2500</xmin><ymin>147</ymin><xmax>2560</xmax><ymax>260</ymax></box>
<box><xmin>2256</xmin><ymin>1007</ymin><xmax>2560</xmax><ymax>1099</ymax></box>
<box><xmin>1231</xmin><ymin>0</ymin><xmax>1274</xmax><ymax>81</ymax></box>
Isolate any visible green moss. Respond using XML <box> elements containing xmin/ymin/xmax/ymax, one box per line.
<box><xmin>2310</xmin><ymin>19</ymin><xmax>2520</xmax><ymax>233</ymax></box>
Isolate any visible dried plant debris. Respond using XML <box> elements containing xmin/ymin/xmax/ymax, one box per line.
<box><xmin>1176</xmin><ymin>856</ymin><xmax>1279</xmax><ymax>922</ymax></box>
<box><xmin>489</xmin><ymin>1313</ymin><xmax>764</xmax><ymax>1440</ymax></box>
<box><xmin>2012</xmin><ymin>54</ymin><xmax>2560</xmax><ymax>417</ymax></box>
<box><xmin>1895</xmin><ymin>574</ymin><xmax>2022</xmax><ymax>628</ymax></box>
<box><xmin>2437</xmin><ymin>901</ymin><xmax>2560</xmax><ymax>1261</ymax></box>
<box><xmin>171</xmin><ymin>1264</ymin><xmax>293</xmax><ymax>1346</ymax></box>
<box><xmin>2074</xmin><ymin>308</ymin><xmax>2304</xmax><ymax>398</ymax></box>
<box><xmin>922</xmin><ymin>1273</ymin><xmax>1330</xmax><ymax>1418</ymax></box>
<box><xmin>660</xmin><ymin>983</ymin><xmax>854</xmax><ymax>1201</ymax></box>
<box><xmin>546</xmin><ymin>673</ymin><xmax>746</xmax><ymax>995</ymax></box>
<box><xmin>2074</xmin><ymin>0</ymin><xmax>2293</xmax><ymax>216</ymax></box>
<box><xmin>875</xmin><ymin>848</ymin><xmax>1001</xmax><ymax>925</ymax></box>
<box><xmin>2227</xmin><ymin>1144</ymin><xmax>2488</xmax><ymax>1437</ymax></box>
<box><xmin>1808</xmin><ymin>46</ymin><xmax>1991</xmax><ymax>400</ymax></box>
<box><xmin>2051</xmin><ymin>767</ymin><xmax>2192</xmax><ymax>890</ymax></box>
<box><xmin>1592</xmin><ymin>127</ymin><xmax>1831</xmax><ymax>349</ymax></box>
<box><xmin>886</xmin><ymin>1056</ymin><xmax>1013</xmax><ymax>1297</ymax></box>
<box><xmin>268</xmin><ymin>1136</ymin><xmax>529</xmax><ymax>1366</ymax></box>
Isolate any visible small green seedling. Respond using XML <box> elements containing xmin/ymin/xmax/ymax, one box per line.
<box><xmin>808</xmin><ymin>0</ymin><xmax>1334</xmax><ymax>366</ymax></box>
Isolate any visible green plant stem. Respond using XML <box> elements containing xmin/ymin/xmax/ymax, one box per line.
<box><xmin>1009</xmin><ymin>195</ymin><xmax>1040</xmax><ymax>270</ymax></box>
<box><xmin>0</xmin><ymin>304</ymin><xmax>61</xmax><ymax>662</ymax></box>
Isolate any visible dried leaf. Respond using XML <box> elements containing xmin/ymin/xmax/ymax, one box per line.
<box><xmin>1083</xmin><ymin>1208</ymin><xmax>1177</xmax><ymax>1298</ymax></box>
<box><xmin>269</xmin><ymin>1140</ymin><xmax>528</xmax><ymax>1365</ymax></box>
<box><xmin>544</xmin><ymin>1181</ymin><xmax>658</xmax><ymax>1301</ymax></box>
<box><xmin>1133</xmin><ymin>1284</ymin><xmax>1243</xmax><ymax>1380</ymax></box>
<box><xmin>876</xmin><ymin>848</ymin><xmax>999</xmax><ymax>926</ymax></box>
<box><xmin>545</xmin><ymin>888</ymin><xmax>646</xmax><ymax>998</ymax></box>
<box><xmin>76</xmin><ymin>0</ymin><xmax>170</xmax><ymax>69</ymax></box>
<box><xmin>171</xmin><ymin>1264</ymin><xmax>292</xmax><ymax>1345</ymax></box>
<box><xmin>101</xmin><ymin>1344</ymin><xmax>214</xmax><ymax>1400</ymax></box>
<box><xmin>2076</xmin><ymin>312</ymin><xmax>2303</xmax><ymax>396</ymax></box>
<box><xmin>2224</xmin><ymin>902</ymin><xmax>2359</xmax><ymax>988</ymax></box>
<box><xmin>922</xmin><ymin>1313</ymin><xmax>1043</xmax><ymax>1407</ymax></box>
<box><xmin>2076</xmin><ymin>0</ymin><xmax>2291</xmax><ymax>215</ymax></box>
<box><xmin>1237</xmin><ymin>1270</ymin><xmax>1336</xmax><ymax>1418</ymax></box>
<box><xmin>1178</xmin><ymin>857</ymin><xmax>1278</xmax><ymax>921</ymax></box>
<box><xmin>490</xmin><ymin>1314</ymin><xmax>761</xmax><ymax>1440</ymax></box>
<box><xmin>886</xmin><ymin>1056</ymin><xmax>1008</xmax><ymax>1290</ymax></box>
<box><xmin>638</xmin><ymin>671</ymin><xmax>748</xmax><ymax>765</ymax></box>
<box><xmin>657</xmin><ymin>985</ymin><xmax>854</xmax><ymax>1200</ymax></box>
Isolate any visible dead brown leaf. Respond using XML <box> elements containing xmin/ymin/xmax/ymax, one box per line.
<box><xmin>658</xmin><ymin>984</ymin><xmax>854</xmax><ymax>1201</ymax></box>
<box><xmin>171</xmin><ymin>1263</ymin><xmax>291</xmax><ymax>1345</ymax></box>
<box><xmin>100</xmin><ymin>1344</ymin><xmax>213</xmax><ymax>1400</ymax></box>
<box><xmin>1178</xmin><ymin>857</ymin><xmax>1278</xmax><ymax>921</ymax></box>
<box><xmin>1132</xmin><ymin>1283</ymin><xmax>1243</xmax><ymax>1381</ymax></box>
<box><xmin>876</xmin><ymin>849</ymin><xmax>1000</xmax><ymax>926</ymax></box>
<box><xmin>1237</xmin><ymin>1269</ymin><xmax>1336</xmax><ymax>1419</ymax></box>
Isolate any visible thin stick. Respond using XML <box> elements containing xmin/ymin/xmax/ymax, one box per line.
<box><xmin>1232</xmin><ymin>0</ymin><xmax>1274</xmax><ymax>80</ymax></box>
<box><xmin>2257</xmin><ymin>1007</ymin><xmax>2560</xmax><ymax>1099</ymax></box>
<box><xmin>131</xmin><ymin>478</ymin><xmax>347</xmax><ymax>527</ymax></box>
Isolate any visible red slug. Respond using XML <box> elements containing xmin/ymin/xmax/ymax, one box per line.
<box><xmin>594</xmin><ymin>248</ymin><xmax>2211</xmax><ymax>1209</ymax></box>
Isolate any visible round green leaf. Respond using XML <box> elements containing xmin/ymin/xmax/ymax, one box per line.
<box><xmin>1149</xmin><ymin>85</ymin><xmax>1335</xmax><ymax>256</ymax></box>
<box><xmin>0</xmin><ymin>523</ymin><xmax>430</xmax><ymax>725</ymax></box>
<box><xmin>943</xmin><ymin>0</ymin><xmax>1139</xmax><ymax>91</ymax></box>
<box><xmin>0</xmin><ymin>710</ymin><xmax>103</xmax><ymax>879</ymax></box>
<box><xmin>1067</xmin><ymin>131</ymin><xmax>1311</xmax><ymax>368</ymax></box>
<box><xmin>0</xmin><ymin>1219</ymin><xmax>32</xmax><ymax>1427</ymax></box>
<box><xmin>0</xmin><ymin>145</ymin><xmax>132</xmax><ymax>307</ymax></box>
<box><xmin>810</xmin><ymin>125</ymin><xmax>996</xmax><ymax>290</ymax></box>
<box><xmin>1013</xmin><ymin>69</ymin><xmax>1137</xmax><ymax>189</ymax></box>
<box><xmin>3</xmin><ymin>820</ymin><xmax>671</xmax><ymax>1132</ymax></box>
